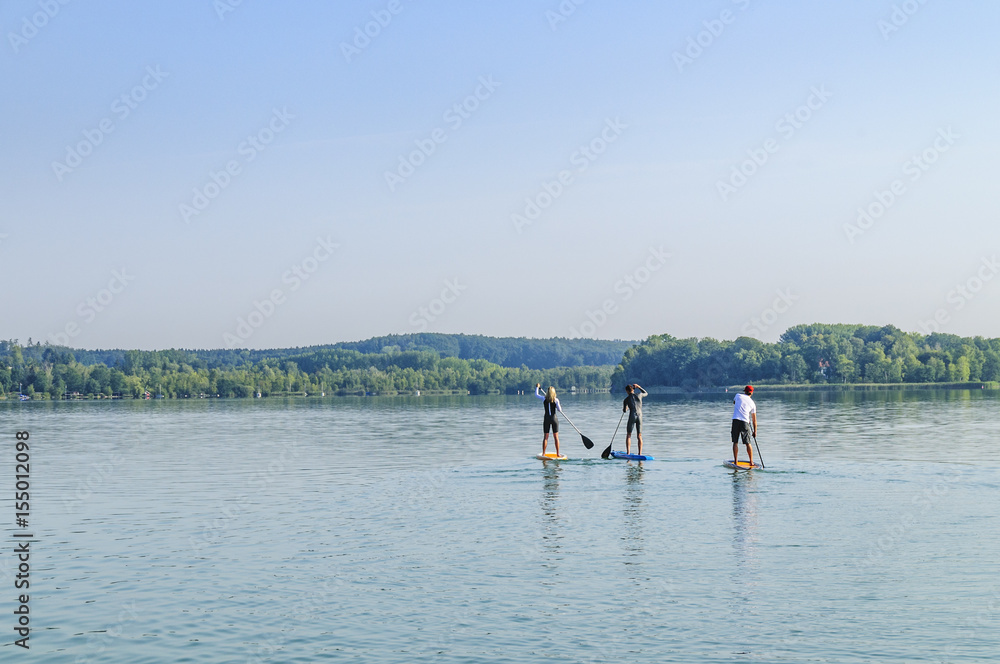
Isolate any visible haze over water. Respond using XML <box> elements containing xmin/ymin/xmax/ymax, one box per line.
<box><xmin>3</xmin><ymin>390</ymin><xmax>996</xmax><ymax>662</ymax></box>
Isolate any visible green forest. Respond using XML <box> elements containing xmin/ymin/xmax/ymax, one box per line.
<box><xmin>20</xmin><ymin>333</ymin><xmax>635</xmax><ymax>373</ymax></box>
<box><xmin>5</xmin><ymin>325</ymin><xmax>1000</xmax><ymax>400</ymax></box>
<box><xmin>612</xmin><ymin>324</ymin><xmax>1000</xmax><ymax>390</ymax></box>
<box><xmin>0</xmin><ymin>336</ymin><xmax>620</xmax><ymax>399</ymax></box>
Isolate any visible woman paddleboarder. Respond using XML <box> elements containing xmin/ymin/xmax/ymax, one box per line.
<box><xmin>535</xmin><ymin>383</ymin><xmax>562</xmax><ymax>458</ymax></box>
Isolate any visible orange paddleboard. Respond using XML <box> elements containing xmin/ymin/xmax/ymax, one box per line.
<box><xmin>723</xmin><ymin>459</ymin><xmax>761</xmax><ymax>470</ymax></box>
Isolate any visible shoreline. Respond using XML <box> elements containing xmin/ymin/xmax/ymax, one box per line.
<box><xmin>4</xmin><ymin>383</ymin><xmax>997</xmax><ymax>400</ymax></box>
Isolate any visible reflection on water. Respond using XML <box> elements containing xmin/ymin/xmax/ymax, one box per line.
<box><xmin>729</xmin><ymin>470</ymin><xmax>760</xmax><ymax>635</ymax></box>
<box><xmin>621</xmin><ymin>462</ymin><xmax>646</xmax><ymax>570</ymax></box>
<box><xmin>730</xmin><ymin>471</ymin><xmax>760</xmax><ymax>567</ymax></box>
<box><xmin>538</xmin><ymin>461</ymin><xmax>564</xmax><ymax>567</ymax></box>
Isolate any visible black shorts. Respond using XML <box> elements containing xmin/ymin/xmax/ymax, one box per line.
<box><xmin>543</xmin><ymin>415</ymin><xmax>559</xmax><ymax>434</ymax></box>
<box><xmin>731</xmin><ymin>419</ymin><xmax>751</xmax><ymax>445</ymax></box>
<box><xmin>626</xmin><ymin>415</ymin><xmax>640</xmax><ymax>435</ymax></box>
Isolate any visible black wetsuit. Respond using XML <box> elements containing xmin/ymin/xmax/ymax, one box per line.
<box><xmin>543</xmin><ymin>398</ymin><xmax>559</xmax><ymax>433</ymax></box>
<box><xmin>623</xmin><ymin>387</ymin><xmax>647</xmax><ymax>435</ymax></box>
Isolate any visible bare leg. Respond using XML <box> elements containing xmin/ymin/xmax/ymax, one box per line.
<box><xmin>733</xmin><ymin>442</ymin><xmax>739</xmax><ymax>464</ymax></box>
<box><xmin>746</xmin><ymin>443</ymin><xmax>754</xmax><ymax>467</ymax></box>
<box><xmin>625</xmin><ymin>433</ymin><xmax>631</xmax><ymax>455</ymax></box>
<box><xmin>553</xmin><ymin>431</ymin><xmax>561</xmax><ymax>457</ymax></box>
<box><xmin>542</xmin><ymin>432</ymin><xmax>549</xmax><ymax>455</ymax></box>
<box><xmin>637</xmin><ymin>432</ymin><xmax>643</xmax><ymax>456</ymax></box>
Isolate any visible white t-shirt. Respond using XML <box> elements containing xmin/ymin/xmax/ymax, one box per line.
<box><xmin>732</xmin><ymin>393</ymin><xmax>756</xmax><ymax>422</ymax></box>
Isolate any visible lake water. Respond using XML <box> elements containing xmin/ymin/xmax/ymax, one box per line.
<box><xmin>2</xmin><ymin>391</ymin><xmax>997</xmax><ymax>662</ymax></box>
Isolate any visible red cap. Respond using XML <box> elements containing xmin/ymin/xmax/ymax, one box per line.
<box><xmin>744</xmin><ymin>385</ymin><xmax>754</xmax><ymax>394</ymax></box>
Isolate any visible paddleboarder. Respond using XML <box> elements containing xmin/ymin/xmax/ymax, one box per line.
<box><xmin>535</xmin><ymin>384</ymin><xmax>562</xmax><ymax>458</ymax></box>
<box><xmin>623</xmin><ymin>383</ymin><xmax>647</xmax><ymax>456</ymax></box>
<box><xmin>731</xmin><ymin>385</ymin><xmax>757</xmax><ymax>467</ymax></box>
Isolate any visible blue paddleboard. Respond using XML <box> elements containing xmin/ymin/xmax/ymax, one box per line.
<box><xmin>609</xmin><ymin>451</ymin><xmax>654</xmax><ymax>461</ymax></box>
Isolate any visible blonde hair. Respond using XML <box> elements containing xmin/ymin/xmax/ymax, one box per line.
<box><xmin>546</xmin><ymin>386</ymin><xmax>557</xmax><ymax>401</ymax></box>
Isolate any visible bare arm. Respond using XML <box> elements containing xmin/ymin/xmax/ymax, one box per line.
<box><xmin>751</xmin><ymin>411</ymin><xmax>757</xmax><ymax>435</ymax></box>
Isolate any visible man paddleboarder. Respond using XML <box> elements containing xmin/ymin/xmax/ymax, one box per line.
<box><xmin>623</xmin><ymin>383</ymin><xmax>647</xmax><ymax>456</ymax></box>
<box><xmin>731</xmin><ymin>385</ymin><xmax>757</xmax><ymax>467</ymax></box>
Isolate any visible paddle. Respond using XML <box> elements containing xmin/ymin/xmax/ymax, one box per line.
<box><xmin>602</xmin><ymin>411</ymin><xmax>625</xmax><ymax>459</ymax></box>
<box><xmin>559</xmin><ymin>410</ymin><xmax>594</xmax><ymax>449</ymax></box>
<box><xmin>751</xmin><ymin>426</ymin><xmax>765</xmax><ymax>469</ymax></box>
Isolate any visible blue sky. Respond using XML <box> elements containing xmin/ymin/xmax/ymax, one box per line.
<box><xmin>2</xmin><ymin>0</ymin><xmax>999</xmax><ymax>349</ymax></box>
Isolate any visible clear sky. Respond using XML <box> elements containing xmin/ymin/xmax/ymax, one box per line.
<box><xmin>2</xmin><ymin>0</ymin><xmax>998</xmax><ymax>350</ymax></box>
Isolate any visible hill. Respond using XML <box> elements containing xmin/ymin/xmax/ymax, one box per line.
<box><xmin>1</xmin><ymin>334</ymin><xmax>636</xmax><ymax>398</ymax></box>
<box><xmin>13</xmin><ymin>333</ymin><xmax>636</xmax><ymax>371</ymax></box>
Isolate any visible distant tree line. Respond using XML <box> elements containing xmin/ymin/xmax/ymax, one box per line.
<box><xmin>0</xmin><ymin>340</ymin><xmax>614</xmax><ymax>399</ymax></box>
<box><xmin>15</xmin><ymin>333</ymin><xmax>636</xmax><ymax>372</ymax></box>
<box><xmin>9</xmin><ymin>324</ymin><xmax>997</xmax><ymax>399</ymax></box>
<box><xmin>612</xmin><ymin>324</ymin><xmax>1000</xmax><ymax>389</ymax></box>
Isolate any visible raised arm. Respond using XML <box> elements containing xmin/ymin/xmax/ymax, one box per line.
<box><xmin>634</xmin><ymin>384</ymin><xmax>648</xmax><ymax>396</ymax></box>
<box><xmin>535</xmin><ymin>384</ymin><xmax>545</xmax><ymax>401</ymax></box>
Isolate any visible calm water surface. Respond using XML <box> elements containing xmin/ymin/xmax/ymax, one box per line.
<box><xmin>2</xmin><ymin>391</ymin><xmax>997</xmax><ymax>662</ymax></box>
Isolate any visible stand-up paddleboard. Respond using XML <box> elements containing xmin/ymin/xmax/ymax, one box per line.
<box><xmin>536</xmin><ymin>452</ymin><xmax>568</xmax><ymax>461</ymax></box>
<box><xmin>609</xmin><ymin>451</ymin><xmax>654</xmax><ymax>461</ymax></box>
<box><xmin>723</xmin><ymin>459</ymin><xmax>761</xmax><ymax>470</ymax></box>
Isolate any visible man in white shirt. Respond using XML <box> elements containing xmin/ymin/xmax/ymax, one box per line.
<box><xmin>731</xmin><ymin>385</ymin><xmax>757</xmax><ymax>466</ymax></box>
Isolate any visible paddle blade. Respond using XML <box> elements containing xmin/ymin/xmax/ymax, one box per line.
<box><xmin>601</xmin><ymin>443</ymin><xmax>612</xmax><ymax>459</ymax></box>
<box><xmin>581</xmin><ymin>434</ymin><xmax>594</xmax><ymax>449</ymax></box>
